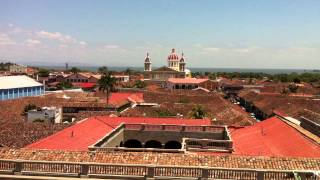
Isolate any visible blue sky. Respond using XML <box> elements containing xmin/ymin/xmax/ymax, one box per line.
<box><xmin>0</xmin><ymin>0</ymin><xmax>319</xmax><ymax>68</ymax></box>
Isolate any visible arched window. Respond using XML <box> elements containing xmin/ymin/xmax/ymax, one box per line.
<box><xmin>164</xmin><ymin>141</ymin><xmax>182</xmax><ymax>149</ymax></box>
<box><xmin>145</xmin><ymin>140</ymin><xmax>162</xmax><ymax>148</ymax></box>
<box><xmin>124</xmin><ymin>139</ymin><xmax>142</xmax><ymax>148</ymax></box>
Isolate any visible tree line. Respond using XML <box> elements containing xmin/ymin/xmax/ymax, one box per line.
<box><xmin>192</xmin><ymin>71</ymin><xmax>320</xmax><ymax>83</ymax></box>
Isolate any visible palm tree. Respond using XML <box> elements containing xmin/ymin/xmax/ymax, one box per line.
<box><xmin>98</xmin><ymin>73</ymin><xmax>116</xmax><ymax>105</ymax></box>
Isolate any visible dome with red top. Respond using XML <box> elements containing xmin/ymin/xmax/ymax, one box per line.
<box><xmin>167</xmin><ymin>48</ymin><xmax>179</xmax><ymax>60</ymax></box>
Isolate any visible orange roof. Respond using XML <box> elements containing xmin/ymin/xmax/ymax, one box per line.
<box><xmin>168</xmin><ymin>78</ymin><xmax>208</xmax><ymax>84</ymax></box>
<box><xmin>108</xmin><ymin>93</ymin><xmax>144</xmax><ymax>107</ymax></box>
<box><xmin>26</xmin><ymin>116</ymin><xmax>211</xmax><ymax>151</ymax></box>
<box><xmin>72</xmin><ymin>82</ymin><xmax>96</xmax><ymax>88</ymax></box>
<box><xmin>231</xmin><ymin>116</ymin><xmax>320</xmax><ymax>158</ymax></box>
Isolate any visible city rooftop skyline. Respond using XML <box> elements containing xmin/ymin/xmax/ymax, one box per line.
<box><xmin>0</xmin><ymin>0</ymin><xmax>320</xmax><ymax>69</ymax></box>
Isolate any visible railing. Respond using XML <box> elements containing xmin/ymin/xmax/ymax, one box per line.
<box><xmin>183</xmin><ymin>138</ymin><xmax>233</xmax><ymax>152</ymax></box>
<box><xmin>93</xmin><ymin>147</ymin><xmax>184</xmax><ymax>153</ymax></box>
<box><xmin>0</xmin><ymin>160</ymin><xmax>15</xmax><ymax>172</ymax></box>
<box><xmin>0</xmin><ymin>159</ymin><xmax>318</xmax><ymax>179</ymax></box>
<box><xmin>124</xmin><ymin>123</ymin><xmax>226</xmax><ymax>133</ymax></box>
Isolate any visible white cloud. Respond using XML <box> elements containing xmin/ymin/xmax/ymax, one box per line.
<box><xmin>79</xmin><ymin>41</ymin><xmax>87</xmax><ymax>46</ymax></box>
<box><xmin>203</xmin><ymin>47</ymin><xmax>220</xmax><ymax>52</ymax></box>
<box><xmin>234</xmin><ymin>47</ymin><xmax>259</xmax><ymax>53</ymax></box>
<box><xmin>36</xmin><ymin>30</ymin><xmax>77</xmax><ymax>44</ymax></box>
<box><xmin>104</xmin><ymin>45</ymin><xmax>120</xmax><ymax>49</ymax></box>
<box><xmin>59</xmin><ymin>44</ymin><xmax>68</xmax><ymax>49</ymax></box>
<box><xmin>0</xmin><ymin>33</ymin><xmax>16</xmax><ymax>45</ymax></box>
<box><xmin>25</xmin><ymin>39</ymin><xmax>41</xmax><ymax>46</ymax></box>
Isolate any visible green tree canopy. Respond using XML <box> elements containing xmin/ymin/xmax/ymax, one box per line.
<box><xmin>38</xmin><ymin>69</ymin><xmax>50</xmax><ymax>77</ymax></box>
<box><xmin>98</xmin><ymin>66</ymin><xmax>109</xmax><ymax>75</ymax></box>
<box><xmin>70</xmin><ymin>67</ymin><xmax>81</xmax><ymax>74</ymax></box>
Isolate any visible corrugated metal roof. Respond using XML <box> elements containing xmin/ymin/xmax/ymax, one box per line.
<box><xmin>0</xmin><ymin>75</ymin><xmax>43</xmax><ymax>89</ymax></box>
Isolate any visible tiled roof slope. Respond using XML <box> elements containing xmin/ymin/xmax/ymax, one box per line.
<box><xmin>26</xmin><ymin>117</ymin><xmax>211</xmax><ymax>151</ymax></box>
<box><xmin>231</xmin><ymin>116</ymin><xmax>320</xmax><ymax>158</ymax></box>
<box><xmin>0</xmin><ymin>148</ymin><xmax>319</xmax><ymax>171</ymax></box>
<box><xmin>108</xmin><ymin>93</ymin><xmax>144</xmax><ymax>107</ymax></box>
<box><xmin>168</xmin><ymin>78</ymin><xmax>208</xmax><ymax>84</ymax></box>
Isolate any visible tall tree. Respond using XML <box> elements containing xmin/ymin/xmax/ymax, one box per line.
<box><xmin>70</xmin><ymin>67</ymin><xmax>80</xmax><ymax>74</ymax></box>
<box><xmin>98</xmin><ymin>66</ymin><xmax>109</xmax><ymax>75</ymax></box>
<box><xmin>98</xmin><ymin>73</ymin><xmax>116</xmax><ymax>105</ymax></box>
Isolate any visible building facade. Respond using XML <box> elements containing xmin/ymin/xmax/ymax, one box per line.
<box><xmin>9</xmin><ymin>64</ymin><xmax>27</xmax><ymax>74</ymax></box>
<box><xmin>27</xmin><ymin>107</ymin><xmax>62</xmax><ymax>124</ymax></box>
<box><xmin>0</xmin><ymin>75</ymin><xmax>44</xmax><ymax>101</ymax></box>
<box><xmin>144</xmin><ymin>48</ymin><xmax>191</xmax><ymax>81</ymax></box>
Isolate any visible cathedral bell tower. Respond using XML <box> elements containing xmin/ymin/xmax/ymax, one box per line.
<box><xmin>179</xmin><ymin>52</ymin><xmax>186</xmax><ymax>72</ymax></box>
<box><xmin>144</xmin><ymin>52</ymin><xmax>152</xmax><ymax>71</ymax></box>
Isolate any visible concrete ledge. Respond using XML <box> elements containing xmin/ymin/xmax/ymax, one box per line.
<box><xmin>0</xmin><ymin>170</ymin><xmax>14</xmax><ymax>175</ymax></box>
<box><xmin>0</xmin><ymin>174</ymin><xmax>103</xmax><ymax>179</ymax></box>
<box><xmin>21</xmin><ymin>171</ymin><xmax>79</xmax><ymax>177</ymax></box>
<box><xmin>88</xmin><ymin>174</ymin><xmax>145</xmax><ymax>179</ymax></box>
<box><xmin>154</xmin><ymin>176</ymin><xmax>199</xmax><ymax>180</ymax></box>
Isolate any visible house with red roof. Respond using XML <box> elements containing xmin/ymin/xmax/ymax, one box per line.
<box><xmin>26</xmin><ymin>115</ymin><xmax>320</xmax><ymax>158</ymax></box>
<box><xmin>107</xmin><ymin>92</ymin><xmax>144</xmax><ymax>111</ymax></box>
<box><xmin>26</xmin><ymin>116</ymin><xmax>212</xmax><ymax>151</ymax></box>
<box><xmin>230</xmin><ymin>116</ymin><xmax>320</xmax><ymax>158</ymax></box>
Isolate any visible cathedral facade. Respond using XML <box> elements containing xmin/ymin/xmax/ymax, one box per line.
<box><xmin>144</xmin><ymin>48</ymin><xmax>191</xmax><ymax>81</ymax></box>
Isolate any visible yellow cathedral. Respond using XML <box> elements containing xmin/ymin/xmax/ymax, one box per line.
<box><xmin>144</xmin><ymin>48</ymin><xmax>191</xmax><ymax>81</ymax></box>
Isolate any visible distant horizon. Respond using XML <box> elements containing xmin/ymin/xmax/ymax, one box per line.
<box><xmin>32</xmin><ymin>65</ymin><xmax>319</xmax><ymax>75</ymax></box>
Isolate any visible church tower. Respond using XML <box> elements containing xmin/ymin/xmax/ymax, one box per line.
<box><xmin>179</xmin><ymin>52</ymin><xmax>186</xmax><ymax>72</ymax></box>
<box><xmin>144</xmin><ymin>52</ymin><xmax>152</xmax><ymax>71</ymax></box>
<box><xmin>167</xmin><ymin>48</ymin><xmax>180</xmax><ymax>71</ymax></box>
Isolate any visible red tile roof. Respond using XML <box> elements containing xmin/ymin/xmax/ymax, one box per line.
<box><xmin>168</xmin><ymin>78</ymin><xmax>208</xmax><ymax>84</ymax></box>
<box><xmin>72</xmin><ymin>82</ymin><xmax>96</xmax><ymax>88</ymax></box>
<box><xmin>108</xmin><ymin>93</ymin><xmax>144</xmax><ymax>106</ymax></box>
<box><xmin>231</xmin><ymin>116</ymin><xmax>320</xmax><ymax>158</ymax></box>
<box><xmin>26</xmin><ymin>117</ymin><xmax>211</xmax><ymax>151</ymax></box>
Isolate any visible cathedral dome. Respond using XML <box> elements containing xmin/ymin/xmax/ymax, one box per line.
<box><xmin>167</xmin><ymin>48</ymin><xmax>179</xmax><ymax>60</ymax></box>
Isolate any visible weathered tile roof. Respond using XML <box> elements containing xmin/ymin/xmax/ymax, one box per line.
<box><xmin>0</xmin><ymin>148</ymin><xmax>319</xmax><ymax>171</ymax></box>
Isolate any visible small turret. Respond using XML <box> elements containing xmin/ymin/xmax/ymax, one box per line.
<box><xmin>144</xmin><ymin>52</ymin><xmax>152</xmax><ymax>71</ymax></box>
<box><xmin>179</xmin><ymin>52</ymin><xmax>186</xmax><ymax>72</ymax></box>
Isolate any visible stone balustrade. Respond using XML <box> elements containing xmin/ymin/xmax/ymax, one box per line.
<box><xmin>124</xmin><ymin>123</ymin><xmax>226</xmax><ymax>133</ymax></box>
<box><xmin>0</xmin><ymin>159</ymin><xmax>317</xmax><ymax>180</ymax></box>
<box><xmin>183</xmin><ymin>138</ymin><xmax>233</xmax><ymax>152</ymax></box>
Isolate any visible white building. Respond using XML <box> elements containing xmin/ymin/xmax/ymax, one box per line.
<box><xmin>9</xmin><ymin>64</ymin><xmax>27</xmax><ymax>74</ymax></box>
<box><xmin>27</xmin><ymin>107</ymin><xmax>62</xmax><ymax>124</ymax></box>
<box><xmin>0</xmin><ymin>75</ymin><xmax>44</xmax><ymax>101</ymax></box>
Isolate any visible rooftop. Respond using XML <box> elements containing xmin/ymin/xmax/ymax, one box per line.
<box><xmin>168</xmin><ymin>78</ymin><xmax>209</xmax><ymax>84</ymax></box>
<box><xmin>0</xmin><ymin>148</ymin><xmax>319</xmax><ymax>171</ymax></box>
<box><xmin>26</xmin><ymin>115</ymin><xmax>320</xmax><ymax>158</ymax></box>
<box><xmin>0</xmin><ymin>75</ymin><xmax>43</xmax><ymax>89</ymax></box>
<box><xmin>26</xmin><ymin>116</ymin><xmax>212</xmax><ymax>151</ymax></box>
<box><xmin>231</xmin><ymin>116</ymin><xmax>320</xmax><ymax>158</ymax></box>
<box><xmin>108</xmin><ymin>92</ymin><xmax>144</xmax><ymax>107</ymax></box>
